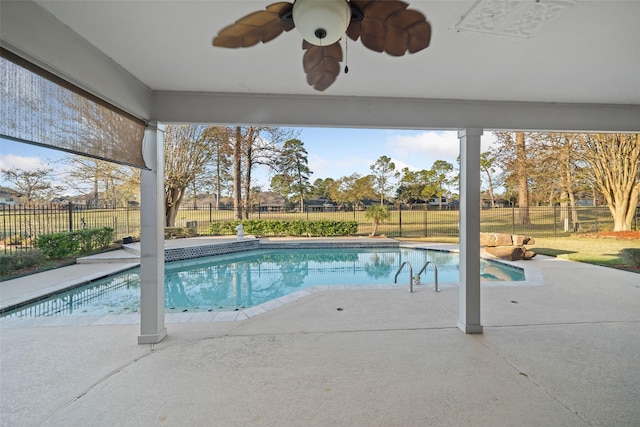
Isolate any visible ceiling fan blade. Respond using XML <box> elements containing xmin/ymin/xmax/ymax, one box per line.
<box><xmin>353</xmin><ymin>0</ymin><xmax>431</xmax><ymax>55</ymax></box>
<box><xmin>302</xmin><ymin>41</ymin><xmax>343</xmax><ymax>92</ymax></box>
<box><xmin>213</xmin><ymin>2</ymin><xmax>294</xmax><ymax>48</ymax></box>
<box><xmin>346</xmin><ymin>21</ymin><xmax>362</xmax><ymax>41</ymax></box>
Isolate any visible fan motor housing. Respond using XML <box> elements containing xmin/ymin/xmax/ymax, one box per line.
<box><xmin>292</xmin><ymin>0</ymin><xmax>352</xmax><ymax>46</ymax></box>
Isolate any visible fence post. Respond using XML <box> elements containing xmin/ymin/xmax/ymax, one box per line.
<box><xmin>209</xmin><ymin>203</ymin><xmax>213</xmax><ymax>223</ymax></box>
<box><xmin>398</xmin><ymin>204</ymin><xmax>402</xmax><ymax>237</ymax></box>
<box><xmin>511</xmin><ymin>204</ymin><xmax>515</xmax><ymax>235</ymax></box>
<box><xmin>68</xmin><ymin>202</ymin><xmax>73</xmax><ymax>231</ymax></box>
<box><xmin>2</xmin><ymin>205</ymin><xmax>6</xmax><ymax>255</ymax></box>
<box><xmin>424</xmin><ymin>203</ymin><xmax>428</xmax><ymax>237</ymax></box>
<box><xmin>553</xmin><ymin>204</ymin><xmax>557</xmax><ymax>237</ymax></box>
<box><xmin>594</xmin><ymin>205</ymin><xmax>598</xmax><ymax>232</ymax></box>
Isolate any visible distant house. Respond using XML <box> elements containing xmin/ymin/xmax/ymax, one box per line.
<box><xmin>358</xmin><ymin>199</ymin><xmax>393</xmax><ymax>211</ymax></box>
<box><xmin>0</xmin><ymin>188</ymin><xmax>17</xmax><ymax>206</ymax></box>
<box><xmin>446</xmin><ymin>199</ymin><xmax>460</xmax><ymax>209</ymax></box>
<box><xmin>186</xmin><ymin>193</ymin><xmax>218</xmax><ymax>209</ymax></box>
<box><xmin>50</xmin><ymin>197</ymin><xmax>70</xmax><ymax>208</ymax></box>
<box><xmin>254</xmin><ymin>192</ymin><xmax>286</xmax><ymax>212</ymax></box>
<box><xmin>575</xmin><ymin>199</ymin><xmax>595</xmax><ymax>207</ymax></box>
<box><xmin>303</xmin><ymin>197</ymin><xmax>338</xmax><ymax>212</ymax></box>
<box><xmin>481</xmin><ymin>198</ymin><xmax>508</xmax><ymax>208</ymax></box>
<box><xmin>427</xmin><ymin>196</ymin><xmax>448</xmax><ymax>206</ymax></box>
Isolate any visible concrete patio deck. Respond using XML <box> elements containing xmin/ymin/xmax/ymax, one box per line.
<box><xmin>1</xmin><ymin>240</ymin><xmax>639</xmax><ymax>426</ymax></box>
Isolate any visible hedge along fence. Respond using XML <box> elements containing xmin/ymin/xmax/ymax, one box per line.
<box><xmin>209</xmin><ymin>220</ymin><xmax>359</xmax><ymax>237</ymax></box>
<box><xmin>35</xmin><ymin>227</ymin><xmax>116</xmax><ymax>259</ymax></box>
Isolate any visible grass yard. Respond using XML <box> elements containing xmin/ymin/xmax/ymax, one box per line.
<box><xmin>399</xmin><ymin>231</ymin><xmax>640</xmax><ymax>273</ymax></box>
<box><xmin>529</xmin><ymin>233</ymin><xmax>640</xmax><ymax>272</ymax></box>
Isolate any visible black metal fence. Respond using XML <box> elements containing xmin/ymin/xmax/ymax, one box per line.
<box><xmin>1</xmin><ymin>203</ymin><xmax>140</xmax><ymax>255</ymax></box>
<box><xmin>1</xmin><ymin>203</ymin><xmax>638</xmax><ymax>255</ymax></box>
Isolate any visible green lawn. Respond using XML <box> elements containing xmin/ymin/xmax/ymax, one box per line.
<box><xmin>398</xmin><ymin>234</ymin><xmax>640</xmax><ymax>272</ymax></box>
<box><xmin>528</xmin><ymin>236</ymin><xmax>640</xmax><ymax>270</ymax></box>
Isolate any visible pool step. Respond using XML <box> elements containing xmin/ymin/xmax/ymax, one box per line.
<box><xmin>77</xmin><ymin>249</ymin><xmax>140</xmax><ymax>264</ymax></box>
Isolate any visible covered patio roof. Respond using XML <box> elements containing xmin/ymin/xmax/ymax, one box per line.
<box><xmin>2</xmin><ymin>0</ymin><xmax>639</xmax><ymax>130</ymax></box>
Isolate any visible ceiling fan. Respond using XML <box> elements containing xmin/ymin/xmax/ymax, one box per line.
<box><xmin>213</xmin><ymin>0</ymin><xmax>432</xmax><ymax>91</ymax></box>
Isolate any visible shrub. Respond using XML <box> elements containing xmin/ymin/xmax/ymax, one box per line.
<box><xmin>365</xmin><ymin>205</ymin><xmax>391</xmax><ymax>236</ymax></box>
<box><xmin>35</xmin><ymin>227</ymin><xmax>115</xmax><ymax>260</ymax></box>
<box><xmin>620</xmin><ymin>248</ymin><xmax>640</xmax><ymax>266</ymax></box>
<box><xmin>0</xmin><ymin>250</ymin><xmax>46</xmax><ymax>277</ymax></box>
<box><xmin>208</xmin><ymin>219</ymin><xmax>358</xmax><ymax>237</ymax></box>
<box><xmin>164</xmin><ymin>227</ymin><xmax>197</xmax><ymax>239</ymax></box>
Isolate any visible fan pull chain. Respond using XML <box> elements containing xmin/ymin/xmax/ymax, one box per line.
<box><xmin>344</xmin><ymin>37</ymin><xmax>349</xmax><ymax>74</ymax></box>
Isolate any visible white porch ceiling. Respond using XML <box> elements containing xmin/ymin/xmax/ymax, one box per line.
<box><xmin>1</xmin><ymin>0</ymin><xmax>639</xmax><ymax>130</ymax></box>
<box><xmin>29</xmin><ymin>0</ymin><xmax>640</xmax><ymax>103</ymax></box>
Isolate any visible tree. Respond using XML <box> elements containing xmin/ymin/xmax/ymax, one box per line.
<box><xmin>61</xmin><ymin>157</ymin><xmax>134</xmax><ymax>207</ymax></box>
<box><xmin>310</xmin><ymin>178</ymin><xmax>335</xmax><ymax>198</ymax></box>
<box><xmin>428</xmin><ymin>160</ymin><xmax>454</xmax><ymax>209</ymax></box>
<box><xmin>270</xmin><ymin>174</ymin><xmax>293</xmax><ymax>201</ymax></box>
<box><xmin>365</xmin><ymin>204</ymin><xmax>390</xmax><ymax>236</ymax></box>
<box><xmin>492</xmin><ymin>132</ymin><xmax>532</xmax><ymax>223</ymax></box>
<box><xmin>370</xmin><ymin>155</ymin><xmax>399</xmax><ymax>205</ymax></box>
<box><xmin>272</xmin><ymin>139</ymin><xmax>312</xmax><ymax>211</ymax></box>
<box><xmin>515</xmin><ymin>132</ymin><xmax>530</xmax><ymax>224</ymax></box>
<box><xmin>164</xmin><ymin>125</ymin><xmax>226</xmax><ymax>226</ymax></box>
<box><xmin>232</xmin><ymin>126</ymin><xmax>243</xmax><ymax>220</ymax></box>
<box><xmin>328</xmin><ymin>173</ymin><xmax>376</xmax><ymax>210</ymax></box>
<box><xmin>540</xmin><ymin>133</ymin><xmax>582</xmax><ymax>230</ymax></box>
<box><xmin>0</xmin><ymin>167</ymin><xmax>59</xmax><ymax>202</ymax></box>
<box><xmin>207</xmin><ymin>129</ymin><xmax>233</xmax><ymax>209</ymax></box>
<box><xmin>396</xmin><ymin>168</ymin><xmax>423</xmax><ymax>204</ymax></box>
<box><xmin>227</xmin><ymin>126</ymin><xmax>292</xmax><ymax>219</ymax></box>
<box><xmin>479</xmin><ymin>151</ymin><xmax>498</xmax><ymax>208</ymax></box>
<box><xmin>396</xmin><ymin>167</ymin><xmax>433</xmax><ymax>205</ymax></box>
<box><xmin>581</xmin><ymin>133</ymin><xmax>640</xmax><ymax>231</ymax></box>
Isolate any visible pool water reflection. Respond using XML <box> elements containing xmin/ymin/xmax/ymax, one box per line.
<box><xmin>3</xmin><ymin>248</ymin><xmax>524</xmax><ymax>318</ymax></box>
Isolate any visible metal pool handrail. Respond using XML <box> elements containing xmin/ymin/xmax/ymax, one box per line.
<box><xmin>416</xmin><ymin>260</ymin><xmax>439</xmax><ymax>292</ymax></box>
<box><xmin>394</xmin><ymin>261</ymin><xmax>415</xmax><ymax>293</ymax></box>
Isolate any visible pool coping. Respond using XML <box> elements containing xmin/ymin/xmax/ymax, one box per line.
<box><xmin>0</xmin><ymin>238</ymin><xmax>544</xmax><ymax>326</ymax></box>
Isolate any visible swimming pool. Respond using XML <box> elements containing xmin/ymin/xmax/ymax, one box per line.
<box><xmin>2</xmin><ymin>247</ymin><xmax>524</xmax><ymax>318</ymax></box>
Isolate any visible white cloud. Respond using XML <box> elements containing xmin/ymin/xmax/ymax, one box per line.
<box><xmin>481</xmin><ymin>132</ymin><xmax>498</xmax><ymax>152</ymax></box>
<box><xmin>389</xmin><ymin>158</ymin><xmax>415</xmax><ymax>172</ymax></box>
<box><xmin>385</xmin><ymin>130</ymin><xmax>500</xmax><ymax>172</ymax></box>
<box><xmin>0</xmin><ymin>153</ymin><xmax>49</xmax><ymax>171</ymax></box>
<box><xmin>384</xmin><ymin>131</ymin><xmax>460</xmax><ymax>172</ymax></box>
<box><xmin>308</xmin><ymin>153</ymin><xmax>331</xmax><ymax>176</ymax></box>
<box><xmin>387</xmin><ymin>130</ymin><xmax>460</xmax><ymax>161</ymax></box>
<box><xmin>309</xmin><ymin>153</ymin><xmax>373</xmax><ymax>179</ymax></box>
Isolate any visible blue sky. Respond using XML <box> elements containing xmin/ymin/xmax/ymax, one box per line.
<box><xmin>1</xmin><ymin>129</ymin><xmax>497</xmax><ymax>192</ymax></box>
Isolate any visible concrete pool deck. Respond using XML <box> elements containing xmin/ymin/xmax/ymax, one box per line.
<box><xmin>1</xmin><ymin>238</ymin><xmax>639</xmax><ymax>426</ymax></box>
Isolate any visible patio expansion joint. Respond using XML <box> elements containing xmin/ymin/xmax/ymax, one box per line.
<box><xmin>225</xmin><ymin>325</ymin><xmax>460</xmax><ymax>339</ymax></box>
<box><xmin>476</xmin><ymin>335</ymin><xmax>593</xmax><ymax>425</ymax></box>
<box><xmin>484</xmin><ymin>319</ymin><xmax>640</xmax><ymax>329</ymax></box>
<box><xmin>40</xmin><ymin>347</ymin><xmax>158</xmax><ymax>426</ymax></box>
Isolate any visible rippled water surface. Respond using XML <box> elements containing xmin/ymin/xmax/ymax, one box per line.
<box><xmin>4</xmin><ymin>248</ymin><xmax>524</xmax><ymax>317</ymax></box>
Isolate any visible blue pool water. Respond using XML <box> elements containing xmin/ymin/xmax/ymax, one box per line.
<box><xmin>3</xmin><ymin>248</ymin><xmax>524</xmax><ymax>318</ymax></box>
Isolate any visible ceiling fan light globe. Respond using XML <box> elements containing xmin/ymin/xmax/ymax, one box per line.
<box><xmin>292</xmin><ymin>0</ymin><xmax>351</xmax><ymax>46</ymax></box>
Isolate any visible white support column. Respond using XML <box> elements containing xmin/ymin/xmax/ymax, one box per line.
<box><xmin>457</xmin><ymin>128</ymin><xmax>483</xmax><ymax>334</ymax></box>
<box><xmin>138</xmin><ymin>121</ymin><xmax>167</xmax><ymax>344</ymax></box>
